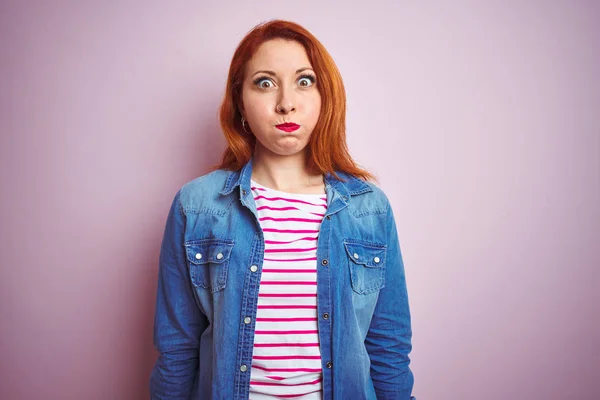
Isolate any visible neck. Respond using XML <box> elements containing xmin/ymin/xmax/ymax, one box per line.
<box><xmin>251</xmin><ymin>146</ymin><xmax>324</xmax><ymax>194</ymax></box>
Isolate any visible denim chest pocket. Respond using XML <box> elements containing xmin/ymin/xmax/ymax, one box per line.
<box><xmin>184</xmin><ymin>238</ymin><xmax>234</xmax><ymax>292</ymax></box>
<box><xmin>343</xmin><ymin>240</ymin><xmax>387</xmax><ymax>295</ymax></box>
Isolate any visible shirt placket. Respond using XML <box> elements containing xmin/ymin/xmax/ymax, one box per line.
<box><xmin>234</xmin><ymin>186</ymin><xmax>265</xmax><ymax>399</ymax></box>
<box><xmin>316</xmin><ymin>183</ymin><xmax>350</xmax><ymax>400</ymax></box>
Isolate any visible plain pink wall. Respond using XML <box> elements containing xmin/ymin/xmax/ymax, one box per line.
<box><xmin>1</xmin><ymin>1</ymin><xmax>598</xmax><ymax>399</ymax></box>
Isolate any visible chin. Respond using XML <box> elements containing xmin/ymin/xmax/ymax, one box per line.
<box><xmin>256</xmin><ymin>137</ymin><xmax>310</xmax><ymax>157</ymax></box>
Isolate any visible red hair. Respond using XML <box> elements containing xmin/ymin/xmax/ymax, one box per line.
<box><xmin>214</xmin><ymin>19</ymin><xmax>375</xmax><ymax>182</ymax></box>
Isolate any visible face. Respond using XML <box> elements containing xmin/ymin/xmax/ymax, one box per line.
<box><xmin>241</xmin><ymin>39</ymin><xmax>321</xmax><ymax>157</ymax></box>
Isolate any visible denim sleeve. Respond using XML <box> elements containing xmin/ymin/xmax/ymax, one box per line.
<box><xmin>364</xmin><ymin>204</ymin><xmax>415</xmax><ymax>399</ymax></box>
<box><xmin>150</xmin><ymin>191</ymin><xmax>207</xmax><ymax>399</ymax></box>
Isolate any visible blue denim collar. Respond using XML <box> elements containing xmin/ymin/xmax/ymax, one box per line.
<box><xmin>219</xmin><ymin>157</ymin><xmax>373</xmax><ymax>200</ymax></box>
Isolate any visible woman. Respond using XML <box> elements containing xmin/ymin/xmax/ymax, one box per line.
<box><xmin>150</xmin><ymin>20</ymin><xmax>415</xmax><ymax>400</ymax></box>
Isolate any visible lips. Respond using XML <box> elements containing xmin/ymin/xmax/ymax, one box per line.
<box><xmin>276</xmin><ymin>122</ymin><xmax>300</xmax><ymax>132</ymax></box>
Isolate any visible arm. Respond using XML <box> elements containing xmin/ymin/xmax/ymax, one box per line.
<box><xmin>150</xmin><ymin>191</ymin><xmax>208</xmax><ymax>399</ymax></box>
<box><xmin>365</xmin><ymin>204</ymin><xmax>415</xmax><ymax>399</ymax></box>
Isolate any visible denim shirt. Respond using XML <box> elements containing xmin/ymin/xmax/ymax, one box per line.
<box><xmin>150</xmin><ymin>158</ymin><xmax>415</xmax><ymax>399</ymax></box>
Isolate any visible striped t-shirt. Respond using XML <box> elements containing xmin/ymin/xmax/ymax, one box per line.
<box><xmin>249</xmin><ymin>179</ymin><xmax>327</xmax><ymax>400</ymax></box>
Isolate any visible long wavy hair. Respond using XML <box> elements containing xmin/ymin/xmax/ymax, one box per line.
<box><xmin>214</xmin><ymin>19</ymin><xmax>374</xmax><ymax>182</ymax></box>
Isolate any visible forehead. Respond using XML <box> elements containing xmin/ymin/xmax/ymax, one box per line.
<box><xmin>245</xmin><ymin>39</ymin><xmax>312</xmax><ymax>75</ymax></box>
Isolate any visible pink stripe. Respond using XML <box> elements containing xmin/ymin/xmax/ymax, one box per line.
<box><xmin>253</xmin><ymin>195</ymin><xmax>327</xmax><ymax>208</ymax></box>
<box><xmin>259</xmin><ymin>217</ymin><xmax>323</xmax><ymax>223</ymax></box>
<box><xmin>261</xmin><ymin>269</ymin><xmax>317</xmax><ymax>273</ymax></box>
<box><xmin>265</xmin><ymin>247</ymin><xmax>317</xmax><ymax>253</ymax></box>
<box><xmin>253</xmin><ymin>343</ymin><xmax>319</xmax><ymax>347</ymax></box>
<box><xmin>256</xmin><ymin>317</ymin><xmax>318</xmax><ymax>322</ymax></box>
<box><xmin>257</xmin><ymin>205</ymin><xmax>300</xmax><ymax>211</ymax></box>
<box><xmin>264</xmin><ymin>237</ymin><xmax>318</xmax><ymax>244</ymax></box>
<box><xmin>262</xmin><ymin>228</ymin><xmax>319</xmax><ymax>233</ymax></box>
<box><xmin>265</xmin><ymin>375</ymin><xmax>285</xmax><ymax>381</ymax></box>
<box><xmin>258</xmin><ymin>305</ymin><xmax>317</xmax><ymax>309</ymax></box>
<box><xmin>255</xmin><ymin>330</ymin><xmax>318</xmax><ymax>335</ymax></box>
<box><xmin>259</xmin><ymin>293</ymin><xmax>317</xmax><ymax>298</ymax></box>
<box><xmin>260</xmin><ymin>281</ymin><xmax>316</xmax><ymax>285</ymax></box>
<box><xmin>250</xmin><ymin>377</ymin><xmax>322</xmax><ymax>386</ymax></box>
<box><xmin>263</xmin><ymin>257</ymin><xmax>317</xmax><ymax>262</ymax></box>
<box><xmin>253</xmin><ymin>355</ymin><xmax>321</xmax><ymax>360</ymax></box>
<box><xmin>252</xmin><ymin>365</ymin><xmax>322</xmax><ymax>373</ymax></box>
<box><xmin>310</xmin><ymin>212</ymin><xmax>325</xmax><ymax>217</ymax></box>
<box><xmin>276</xmin><ymin>390</ymin><xmax>323</xmax><ymax>398</ymax></box>
<box><xmin>251</xmin><ymin>186</ymin><xmax>267</xmax><ymax>192</ymax></box>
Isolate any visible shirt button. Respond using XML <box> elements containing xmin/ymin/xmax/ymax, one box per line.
<box><xmin>216</xmin><ymin>252</ymin><xmax>224</xmax><ymax>260</ymax></box>
<box><xmin>322</xmin><ymin>312</ymin><xmax>329</xmax><ymax>320</ymax></box>
<box><xmin>374</xmin><ymin>256</ymin><xmax>380</xmax><ymax>263</ymax></box>
<box><xmin>326</xmin><ymin>361</ymin><xmax>333</xmax><ymax>369</ymax></box>
<box><xmin>250</xmin><ymin>265</ymin><xmax>258</xmax><ymax>272</ymax></box>
<box><xmin>244</xmin><ymin>317</ymin><xmax>251</xmax><ymax>324</ymax></box>
<box><xmin>240</xmin><ymin>364</ymin><xmax>248</xmax><ymax>372</ymax></box>
<box><xmin>353</xmin><ymin>253</ymin><xmax>359</xmax><ymax>260</ymax></box>
<box><xmin>321</xmin><ymin>259</ymin><xmax>328</xmax><ymax>266</ymax></box>
<box><xmin>195</xmin><ymin>253</ymin><xmax>202</xmax><ymax>260</ymax></box>
<box><xmin>242</xmin><ymin>190</ymin><xmax>247</xmax><ymax>196</ymax></box>
<box><xmin>326</xmin><ymin>215</ymin><xmax>331</xmax><ymax>220</ymax></box>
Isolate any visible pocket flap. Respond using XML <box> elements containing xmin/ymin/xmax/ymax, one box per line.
<box><xmin>343</xmin><ymin>241</ymin><xmax>386</xmax><ymax>268</ymax></box>
<box><xmin>185</xmin><ymin>239</ymin><xmax>234</xmax><ymax>265</ymax></box>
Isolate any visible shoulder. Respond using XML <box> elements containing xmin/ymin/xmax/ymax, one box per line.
<box><xmin>177</xmin><ymin>169</ymin><xmax>232</xmax><ymax>214</ymax></box>
<box><xmin>363</xmin><ymin>180</ymin><xmax>389</xmax><ymax>203</ymax></box>
<box><xmin>336</xmin><ymin>172</ymin><xmax>391</xmax><ymax>216</ymax></box>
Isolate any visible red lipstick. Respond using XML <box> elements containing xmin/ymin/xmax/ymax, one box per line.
<box><xmin>276</xmin><ymin>122</ymin><xmax>300</xmax><ymax>132</ymax></box>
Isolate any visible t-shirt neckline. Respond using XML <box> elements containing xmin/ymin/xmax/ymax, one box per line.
<box><xmin>250</xmin><ymin>179</ymin><xmax>326</xmax><ymax>198</ymax></box>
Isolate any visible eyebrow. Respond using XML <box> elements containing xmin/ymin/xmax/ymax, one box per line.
<box><xmin>251</xmin><ymin>67</ymin><xmax>314</xmax><ymax>78</ymax></box>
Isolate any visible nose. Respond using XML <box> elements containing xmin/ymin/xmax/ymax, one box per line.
<box><xmin>276</xmin><ymin>86</ymin><xmax>296</xmax><ymax>114</ymax></box>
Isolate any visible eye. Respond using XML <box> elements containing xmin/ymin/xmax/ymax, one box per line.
<box><xmin>298</xmin><ymin>74</ymin><xmax>316</xmax><ymax>87</ymax></box>
<box><xmin>253</xmin><ymin>77</ymin><xmax>274</xmax><ymax>89</ymax></box>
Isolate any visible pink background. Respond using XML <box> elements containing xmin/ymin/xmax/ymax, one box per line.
<box><xmin>1</xmin><ymin>1</ymin><xmax>598</xmax><ymax>399</ymax></box>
